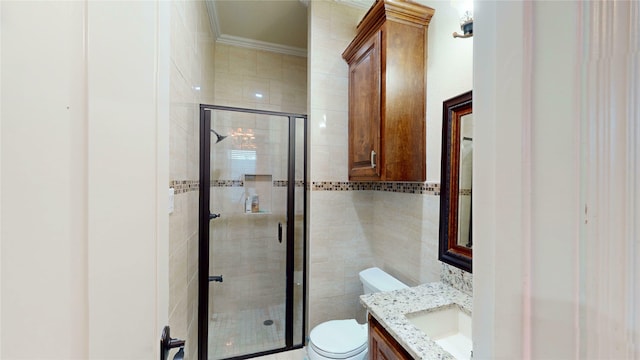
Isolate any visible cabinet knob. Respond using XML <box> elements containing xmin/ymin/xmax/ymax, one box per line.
<box><xmin>371</xmin><ymin>150</ymin><xmax>377</xmax><ymax>168</ymax></box>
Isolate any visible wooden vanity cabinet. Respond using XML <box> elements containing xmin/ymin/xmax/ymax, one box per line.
<box><xmin>342</xmin><ymin>0</ymin><xmax>434</xmax><ymax>181</ymax></box>
<box><xmin>369</xmin><ymin>315</ymin><xmax>413</xmax><ymax>360</ymax></box>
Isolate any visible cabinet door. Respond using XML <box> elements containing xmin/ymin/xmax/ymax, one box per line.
<box><xmin>348</xmin><ymin>31</ymin><xmax>381</xmax><ymax>180</ymax></box>
<box><xmin>369</xmin><ymin>316</ymin><xmax>413</xmax><ymax>360</ymax></box>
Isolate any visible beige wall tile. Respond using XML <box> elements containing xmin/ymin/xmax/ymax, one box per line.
<box><xmin>242</xmin><ymin>76</ymin><xmax>271</xmax><ymax>104</ymax></box>
<box><xmin>169</xmin><ymin>0</ymin><xmax>214</xmax><ymax>350</ymax></box>
<box><xmin>229</xmin><ymin>46</ymin><xmax>258</xmax><ymax>76</ymax></box>
<box><xmin>169</xmin><ymin>294</ymin><xmax>188</xmax><ymax>346</ymax></box>
<box><xmin>214</xmin><ymin>45</ymin><xmax>306</xmax><ymax>114</ymax></box>
<box><xmin>169</xmin><ymin>240</ymin><xmax>188</xmax><ymax>313</ymax></box>
<box><xmin>215</xmin><ymin>72</ymin><xmax>244</xmax><ymax>101</ymax></box>
<box><xmin>215</xmin><ymin>43</ymin><xmax>230</xmax><ymax>73</ymax></box>
<box><xmin>257</xmin><ymin>51</ymin><xmax>284</xmax><ymax>80</ymax></box>
<box><xmin>311</xmin><ymin>73</ymin><xmax>348</xmax><ymax>112</ymax></box>
<box><xmin>310</xmin><ymin>38</ymin><xmax>351</xmax><ymax>80</ymax></box>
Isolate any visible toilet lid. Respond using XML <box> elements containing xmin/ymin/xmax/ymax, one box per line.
<box><xmin>309</xmin><ymin>319</ymin><xmax>368</xmax><ymax>359</ymax></box>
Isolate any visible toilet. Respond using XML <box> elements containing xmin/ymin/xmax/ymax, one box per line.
<box><xmin>307</xmin><ymin>267</ymin><xmax>408</xmax><ymax>360</ymax></box>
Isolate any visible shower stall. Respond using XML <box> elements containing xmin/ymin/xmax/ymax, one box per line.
<box><xmin>198</xmin><ymin>105</ymin><xmax>307</xmax><ymax>360</ymax></box>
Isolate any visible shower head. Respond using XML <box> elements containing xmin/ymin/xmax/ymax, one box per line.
<box><xmin>211</xmin><ymin>129</ymin><xmax>228</xmax><ymax>144</ymax></box>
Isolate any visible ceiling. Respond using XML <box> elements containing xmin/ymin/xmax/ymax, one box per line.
<box><xmin>205</xmin><ymin>0</ymin><xmax>372</xmax><ymax>57</ymax></box>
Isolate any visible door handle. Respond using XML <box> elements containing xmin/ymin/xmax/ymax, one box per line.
<box><xmin>209</xmin><ymin>275</ymin><xmax>223</xmax><ymax>282</ymax></box>
<box><xmin>370</xmin><ymin>150</ymin><xmax>377</xmax><ymax>168</ymax></box>
<box><xmin>160</xmin><ymin>326</ymin><xmax>185</xmax><ymax>360</ymax></box>
<box><xmin>209</xmin><ymin>213</ymin><xmax>220</xmax><ymax>220</ymax></box>
<box><xmin>278</xmin><ymin>222</ymin><xmax>283</xmax><ymax>243</ymax></box>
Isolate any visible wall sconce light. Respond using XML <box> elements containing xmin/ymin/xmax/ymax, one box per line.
<box><xmin>451</xmin><ymin>0</ymin><xmax>473</xmax><ymax>38</ymax></box>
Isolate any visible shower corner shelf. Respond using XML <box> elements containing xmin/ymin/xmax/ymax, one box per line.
<box><xmin>244</xmin><ymin>174</ymin><xmax>272</xmax><ymax>214</ymax></box>
<box><xmin>245</xmin><ymin>210</ymin><xmax>272</xmax><ymax>215</ymax></box>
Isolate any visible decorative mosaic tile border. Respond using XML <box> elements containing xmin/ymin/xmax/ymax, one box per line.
<box><xmin>273</xmin><ymin>180</ymin><xmax>305</xmax><ymax>187</ymax></box>
<box><xmin>169</xmin><ymin>179</ymin><xmax>305</xmax><ymax>194</ymax></box>
<box><xmin>211</xmin><ymin>180</ymin><xmax>243</xmax><ymax>187</ymax></box>
<box><xmin>171</xmin><ymin>180</ymin><xmax>440</xmax><ymax>195</ymax></box>
<box><xmin>440</xmin><ymin>262</ymin><xmax>472</xmax><ymax>295</ymax></box>
<box><xmin>169</xmin><ymin>180</ymin><xmax>200</xmax><ymax>194</ymax></box>
<box><xmin>311</xmin><ymin>181</ymin><xmax>440</xmax><ymax>195</ymax></box>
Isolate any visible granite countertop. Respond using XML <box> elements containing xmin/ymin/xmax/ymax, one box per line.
<box><xmin>360</xmin><ymin>282</ymin><xmax>472</xmax><ymax>359</ymax></box>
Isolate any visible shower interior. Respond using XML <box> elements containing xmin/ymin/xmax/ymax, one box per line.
<box><xmin>199</xmin><ymin>105</ymin><xmax>306</xmax><ymax>360</ymax></box>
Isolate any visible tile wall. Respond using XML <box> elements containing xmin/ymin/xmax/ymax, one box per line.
<box><xmin>169</xmin><ymin>7</ymin><xmax>307</xmax><ymax>355</ymax></box>
<box><xmin>441</xmin><ymin>262</ymin><xmax>473</xmax><ymax>295</ymax></box>
<box><xmin>207</xmin><ymin>39</ymin><xmax>308</xmax><ymax>338</ymax></box>
<box><xmin>308</xmin><ymin>1</ymin><xmax>374</xmax><ymax>329</ymax></box>
<box><xmin>370</xmin><ymin>190</ymin><xmax>441</xmax><ymax>286</ymax></box>
<box><xmin>214</xmin><ymin>43</ymin><xmax>307</xmax><ymax>114</ymax></box>
<box><xmin>168</xmin><ymin>1</ymin><xmax>216</xmax><ymax>357</ymax></box>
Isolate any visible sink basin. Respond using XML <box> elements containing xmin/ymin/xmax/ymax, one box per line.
<box><xmin>406</xmin><ymin>305</ymin><xmax>472</xmax><ymax>360</ymax></box>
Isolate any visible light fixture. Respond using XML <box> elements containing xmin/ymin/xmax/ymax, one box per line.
<box><xmin>230</xmin><ymin>127</ymin><xmax>257</xmax><ymax>150</ymax></box>
<box><xmin>451</xmin><ymin>0</ymin><xmax>473</xmax><ymax>38</ymax></box>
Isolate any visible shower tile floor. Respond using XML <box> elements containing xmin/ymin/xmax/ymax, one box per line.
<box><xmin>209</xmin><ymin>304</ymin><xmax>286</xmax><ymax>359</ymax></box>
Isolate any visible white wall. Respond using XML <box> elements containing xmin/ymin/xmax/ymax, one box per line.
<box><xmin>1</xmin><ymin>1</ymin><xmax>170</xmax><ymax>358</ymax></box>
<box><xmin>473</xmin><ymin>1</ymin><xmax>640</xmax><ymax>358</ymax></box>
<box><xmin>418</xmin><ymin>0</ymin><xmax>473</xmax><ymax>182</ymax></box>
<box><xmin>2</xmin><ymin>2</ymin><xmax>89</xmax><ymax>356</ymax></box>
<box><xmin>87</xmin><ymin>2</ymin><xmax>169</xmax><ymax>358</ymax></box>
<box><xmin>0</xmin><ymin>4</ymin><xmax>3</xmax><ymax>354</ymax></box>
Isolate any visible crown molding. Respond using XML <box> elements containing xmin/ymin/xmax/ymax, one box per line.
<box><xmin>217</xmin><ymin>34</ymin><xmax>307</xmax><ymax>58</ymax></box>
<box><xmin>205</xmin><ymin>0</ymin><xmax>307</xmax><ymax>58</ymax></box>
<box><xmin>335</xmin><ymin>0</ymin><xmax>375</xmax><ymax>10</ymax></box>
<box><xmin>205</xmin><ymin>0</ymin><xmax>221</xmax><ymax>38</ymax></box>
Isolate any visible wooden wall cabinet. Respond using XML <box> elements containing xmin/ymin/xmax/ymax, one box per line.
<box><xmin>369</xmin><ymin>315</ymin><xmax>413</xmax><ymax>360</ymax></box>
<box><xmin>342</xmin><ymin>0</ymin><xmax>434</xmax><ymax>181</ymax></box>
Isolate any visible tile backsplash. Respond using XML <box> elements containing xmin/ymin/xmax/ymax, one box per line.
<box><xmin>441</xmin><ymin>262</ymin><xmax>473</xmax><ymax>295</ymax></box>
<box><xmin>312</xmin><ymin>181</ymin><xmax>439</xmax><ymax>194</ymax></box>
<box><xmin>169</xmin><ymin>180</ymin><xmax>199</xmax><ymax>194</ymax></box>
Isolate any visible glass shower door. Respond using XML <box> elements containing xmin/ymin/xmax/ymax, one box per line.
<box><xmin>200</xmin><ymin>106</ymin><xmax>306</xmax><ymax>360</ymax></box>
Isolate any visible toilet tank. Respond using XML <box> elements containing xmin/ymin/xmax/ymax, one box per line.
<box><xmin>359</xmin><ymin>267</ymin><xmax>408</xmax><ymax>294</ymax></box>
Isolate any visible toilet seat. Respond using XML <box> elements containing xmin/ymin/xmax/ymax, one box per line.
<box><xmin>309</xmin><ymin>319</ymin><xmax>368</xmax><ymax>359</ymax></box>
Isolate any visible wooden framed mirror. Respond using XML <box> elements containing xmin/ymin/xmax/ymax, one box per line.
<box><xmin>439</xmin><ymin>90</ymin><xmax>473</xmax><ymax>273</ymax></box>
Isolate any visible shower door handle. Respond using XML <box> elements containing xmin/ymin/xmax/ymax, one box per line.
<box><xmin>209</xmin><ymin>275</ymin><xmax>223</xmax><ymax>282</ymax></box>
<box><xmin>278</xmin><ymin>222</ymin><xmax>282</xmax><ymax>243</ymax></box>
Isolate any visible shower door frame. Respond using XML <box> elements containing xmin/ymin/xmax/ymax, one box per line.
<box><xmin>198</xmin><ymin>104</ymin><xmax>308</xmax><ymax>360</ymax></box>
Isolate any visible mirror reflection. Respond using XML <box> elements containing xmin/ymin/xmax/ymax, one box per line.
<box><xmin>457</xmin><ymin>113</ymin><xmax>473</xmax><ymax>249</ymax></box>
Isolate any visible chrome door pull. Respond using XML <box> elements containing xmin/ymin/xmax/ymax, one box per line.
<box><xmin>371</xmin><ymin>150</ymin><xmax>377</xmax><ymax>168</ymax></box>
